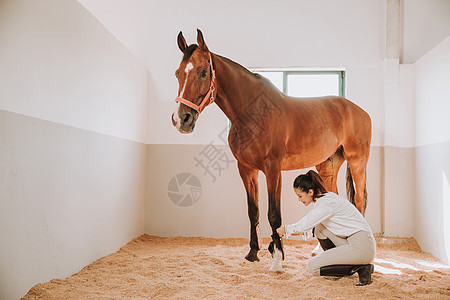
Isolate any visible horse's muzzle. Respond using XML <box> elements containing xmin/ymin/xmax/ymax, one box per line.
<box><xmin>172</xmin><ymin>112</ymin><xmax>195</xmax><ymax>134</ymax></box>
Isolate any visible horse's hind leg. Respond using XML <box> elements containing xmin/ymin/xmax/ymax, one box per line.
<box><xmin>238</xmin><ymin>163</ymin><xmax>261</xmax><ymax>262</ymax></box>
<box><xmin>343</xmin><ymin>145</ymin><xmax>370</xmax><ymax>216</ymax></box>
<box><xmin>315</xmin><ymin>146</ymin><xmax>345</xmax><ymax>193</ymax></box>
<box><xmin>312</xmin><ymin>147</ymin><xmax>345</xmax><ymax>256</ymax></box>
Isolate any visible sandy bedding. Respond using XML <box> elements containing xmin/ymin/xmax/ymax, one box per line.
<box><xmin>23</xmin><ymin>235</ymin><xmax>450</xmax><ymax>299</ymax></box>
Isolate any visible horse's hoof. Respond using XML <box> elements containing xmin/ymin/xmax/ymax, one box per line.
<box><xmin>269</xmin><ymin>265</ymin><xmax>284</xmax><ymax>272</ymax></box>
<box><xmin>245</xmin><ymin>249</ymin><xmax>260</xmax><ymax>262</ymax></box>
<box><xmin>269</xmin><ymin>247</ymin><xmax>284</xmax><ymax>272</ymax></box>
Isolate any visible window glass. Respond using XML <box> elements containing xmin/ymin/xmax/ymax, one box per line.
<box><xmin>254</xmin><ymin>72</ymin><xmax>283</xmax><ymax>92</ymax></box>
<box><xmin>287</xmin><ymin>73</ymin><xmax>340</xmax><ymax>97</ymax></box>
<box><xmin>252</xmin><ymin>70</ymin><xmax>344</xmax><ymax>98</ymax></box>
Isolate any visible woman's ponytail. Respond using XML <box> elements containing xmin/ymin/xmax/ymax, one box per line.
<box><xmin>293</xmin><ymin>170</ymin><xmax>328</xmax><ymax>199</ymax></box>
<box><xmin>307</xmin><ymin>170</ymin><xmax>327</xmax><ymax>195</ymax></box>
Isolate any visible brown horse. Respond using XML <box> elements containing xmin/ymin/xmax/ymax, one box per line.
<box><xmin>171</xmin><ymin>30</ymin><xmax>371</xmax><ymax>271</ymax></box>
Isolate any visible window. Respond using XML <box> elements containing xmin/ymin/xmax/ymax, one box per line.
<box><xmin>252</xmin><ymin>69</ymin><xmax>345</xmax><ymax>98</ymax></box>
<box><xmin>222</xmin><ymin>69</ymin><xmax>346</xmax><ymax>145</ymax></box>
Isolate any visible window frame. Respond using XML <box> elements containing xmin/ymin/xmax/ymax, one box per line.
<box><xmin>251</xmin><ymin>68</ymin><xmax>346</xmax><ymax>98</ymax></box>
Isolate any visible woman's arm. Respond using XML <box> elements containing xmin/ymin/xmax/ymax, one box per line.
<box><xmin>276</xmin><ymin>226</ymin><xmax>303</xmax><ymax>237</ymax></box>
<box><xmin>283</xmin><ymin>202</ymin><xmax>333</xmax><ymax>238</ymax></box>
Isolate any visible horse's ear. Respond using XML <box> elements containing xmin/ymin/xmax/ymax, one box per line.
<box><xmin>177</xmin><ymin>31</ymin><xmax>187</xmax><ymax>53</ymax></box>
<box><xmin>197</xmin><ymin>29</ymin><xmax>209</xmax><ymax>52</ymax></box>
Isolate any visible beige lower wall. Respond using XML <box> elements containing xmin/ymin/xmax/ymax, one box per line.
<box><xmin>382</xmin><ymin>146</ymin><xmax>415</xmax><ymax>237</ymax></box>
<box><xmin>415</xmin><ymin>141</ymin><xmax>450</xmax><ymax>265</ymax></box>
<box><xmin>146</xmin><ymin>144</ymin><xmax>388</xmax><ymax>239</ymax></box>
<box><xmin>0</xmin><ymin>110</ymin><xmax>147</xmax><ymax>299</ymax></box>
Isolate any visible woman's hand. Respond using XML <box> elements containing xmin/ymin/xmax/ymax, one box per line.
<box><xmin>277</xmin><ymin>225</ymin><xmax>304</xmax><ymax>237</ymax></box>
<box><xmin>276</xmin><ymin>226</ymin><xmax>286</xmax><ymax>237</ymax></box>
<box><xmin>291</xmin><ymin>232</ymin><xmax>304</xmax><ymax>236</ymax></box>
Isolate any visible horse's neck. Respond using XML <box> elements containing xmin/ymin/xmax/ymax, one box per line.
<box><xmin>213</xmin><ymin>54</ymin><xmax>265</xmax><ymax>122</ymax></box>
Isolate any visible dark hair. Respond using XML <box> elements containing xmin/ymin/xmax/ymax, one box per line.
<box><xmin>293</xmin><ymin>170</ymin><xmax>328</xmax><ymax>199</ymax></box>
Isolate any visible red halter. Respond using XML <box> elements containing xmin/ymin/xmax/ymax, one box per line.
<box><xmin>175</xmin><ymin>52</ymin><xmax>216</xmax><ymax>114</ymax></box>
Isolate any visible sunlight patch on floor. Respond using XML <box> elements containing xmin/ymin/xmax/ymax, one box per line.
<box><xmin>416</xmin><ymin>261</ymin><xmax>450</xmax><ymax>269</ymax></box>
<box><xmin>374</xmin><ymin>264</ymin><xmax>402</xmax><ymax>275</ymax></box>
<box><xmin>373</xmin><ymin>257</ymin><xmax>450</xmax><ymax>274</ymax></box>
<box><xmin>374</xmin><ymin>258</ymin><xmax>420</xmax><ymax>271</ymax></box>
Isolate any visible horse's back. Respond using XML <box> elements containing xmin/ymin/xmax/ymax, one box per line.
<box><xmin>282</xmin><ymin>95</ymin><xmax>369</xmax><ymax>128</ymax></box>
<box><xmin>281</xmin><ymin>95</ymin><xmax>372</xmax><ymax>152</ymax></box>
<box><xmin>286</xmin><ymin>95</ymin><xmax>368</xmax><ymax>117</ymax></box>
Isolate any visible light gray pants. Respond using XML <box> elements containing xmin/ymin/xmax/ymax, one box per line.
<box><xmin>307</xmin><ymin>224</ymin><xmax>376</xmax><ymax>275</ymax></box>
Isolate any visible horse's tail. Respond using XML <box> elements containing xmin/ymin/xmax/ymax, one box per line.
<box><xmin>346</xmin><ymin>164</ymin><xmax>368</xmax><ymax>211</ymax></box>
<box><xmin>346</xmin><ymin>164</ymin><xmax>355</xmax><ymax>206</ymax></box>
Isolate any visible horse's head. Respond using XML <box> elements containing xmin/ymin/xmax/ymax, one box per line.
<box><xmin>171</xmin><ymin>29</ymin><xmax>216</xmax><ymax>134</ymax></box>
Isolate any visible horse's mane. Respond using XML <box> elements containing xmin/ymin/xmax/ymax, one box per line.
<box><xmin>182</xmin><ymin>47</ymin><xmax>281</xmax><ymax>94</ymax></box>
<box><xmin>183</xmin><ymin>44</ymin><xmax>198</xmax><ymax>62</ymax></box>
<box><xmin>215</xmin><ymin>54</ymin><xmax>282</xmax><ymax>94</ymax></box>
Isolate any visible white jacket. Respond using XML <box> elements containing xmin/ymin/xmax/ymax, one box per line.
<box><xmin>285</xmin><ymin>192</ymin><xmax>374</xmax><ymax>239</ymax></box>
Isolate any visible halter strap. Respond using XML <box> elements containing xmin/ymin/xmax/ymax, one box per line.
<box><xmin>175</xmin><ymin>52</ymin><xmax>216</xmax><ymax>114</ymax></box>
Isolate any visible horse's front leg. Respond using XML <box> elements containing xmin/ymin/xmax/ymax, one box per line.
<box><xmin>265</xmin><ymin>163</ymin><xmax>284</xmax><ymax>271</ymax></box>
<box><xmin>238</xmin><ymin>163</ymin><xmax>261</xmax><ymax>262</ymax></box>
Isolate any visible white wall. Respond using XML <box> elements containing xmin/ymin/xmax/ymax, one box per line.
<box><xmin>79</xmin><ymin>0</ymin><xmax>386</xmax><ymax>146</ymax></box>
<box><xmin>402</xmin><ymin>0</ymin><xmax>450</xmax><ymax>64</ymax></box>
<box><xmin>0</xmin><ymin>0</ymin><xmax>149</xmax><ymax>299</ymax></box>
<box><xmin>415</xmin><ymin>36</ymin><xmax>450</xmax><ymax>148</ymax></box>
<box><xmin>414</xmin><ymin>36</ymin><xmax>450</xmax><ymax>265</ymax></box>
<box><xmin>0</xmin><ymin>0</ymin><xmax>149</xmax><ymax>143</ymax></box>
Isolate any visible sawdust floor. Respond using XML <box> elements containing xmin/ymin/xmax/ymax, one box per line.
<box><xmin>23</xmin><ymin>235</ymin><xmax>450</xmax><ymax>299</ymax></box>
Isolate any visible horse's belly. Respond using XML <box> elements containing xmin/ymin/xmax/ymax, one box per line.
<box><xmin>281</xmin><ymin>126</ymin><xmax>342</xmax><ymax>170</ymax></box>
<box><xmin>281</xmin><ymin>147</ymin><xmax>337</xmax><ymax>171</ymax></box>
<box><xmin>281</xmin><ymin>155</ymin><xmax>321</xmax><ymax>171</ymax></box>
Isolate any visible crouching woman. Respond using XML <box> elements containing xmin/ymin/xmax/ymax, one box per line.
<box><xmin>276</xmin><ymin>170</ymin><xmax>376</xmax><ymax>286</ymax></box>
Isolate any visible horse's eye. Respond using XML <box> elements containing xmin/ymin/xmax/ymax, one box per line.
<box><xmin>200</xmin><ymin>70</ymin><xmax>208</xmax><ymax>78</ymax></box>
